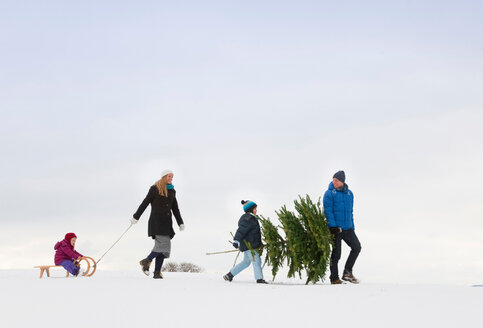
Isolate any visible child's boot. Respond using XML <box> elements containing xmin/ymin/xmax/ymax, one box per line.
<box><xmin>223</xmin><ymin>272</ymin><xmax>234</xmax><ymax>282</ymax></box>
<box><xmin>139</xmin><ymin>258</ymin><xmax>152</xmax><ymax>276</ymax></box>
<box><xmin>257</xmin><ymin>279</ymin><xmax>268</xmax><ymax>284</ymax></box>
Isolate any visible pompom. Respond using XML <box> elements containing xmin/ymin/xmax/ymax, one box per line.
<box><xmin>241</xmin><ymin>200</ymin><xmax>247</xmax><ymax>205</ymax></box>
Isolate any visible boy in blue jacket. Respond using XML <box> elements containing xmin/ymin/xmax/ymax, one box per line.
<box><xmin>323</xmin><ymin>171</ymin><xmax>362</xmax><ymax>284</ymax></box>
<box><xmin>223</xmin><ymin>200</ymin><xmax>268</xmax><ymax>284</ymax></box>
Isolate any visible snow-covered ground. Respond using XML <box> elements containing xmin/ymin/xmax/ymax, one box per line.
<box><xmin>0</xmin><ymin>269</ymin><xmax>481</xmax><ymax>328</ymax></box>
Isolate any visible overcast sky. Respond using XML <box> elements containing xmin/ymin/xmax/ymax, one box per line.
<box><xmin>1</xmin><ymin>0</ymin><xmax>482</xmax><ymax>285</ymax></box>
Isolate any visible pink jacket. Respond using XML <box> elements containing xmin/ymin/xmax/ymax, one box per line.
<box><xmin>54</xmin><ymin>239</ymin><xmax>83</xmax><ymax>265</ymax></box>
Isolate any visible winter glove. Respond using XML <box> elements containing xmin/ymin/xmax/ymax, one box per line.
<box><xmin>232</xmin><ymin>241</ymin><xmax>240</xmax><ymax>249</ymax></box>
<box><xmin>130</xmin><ymin>217</ymin><xmax>138</xmax><ymax>225</ymax></box>
<box><xmin>330</xmin><ymin>227</ymin><xmax>342</xmax><ymax>234</ymax></box>
<box><xmin>179</xmin><ymin>224</ymin><xmax>185</xmax><ymax>231</ymax></box>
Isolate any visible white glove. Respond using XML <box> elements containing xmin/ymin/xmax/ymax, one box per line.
<box><xmin>130</xmin><ymin>217</ymin><xmax>138</xmax><ymax>225</ymax></box>
<box><xmin>179</xmin><ymin>224</ymin><xmax>185</xmax><ymax>231</ymax></box>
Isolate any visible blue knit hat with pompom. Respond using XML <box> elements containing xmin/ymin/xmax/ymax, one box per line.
<box><xmin>241</xmin><ymin>200</ymin><xmax>257</xmax><ymax>213</ymax></box>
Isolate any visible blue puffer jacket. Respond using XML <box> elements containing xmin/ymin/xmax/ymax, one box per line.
<box><xmin>323</xmin><ymin>182</ymin><xmax>355</xmax><ymax>231</ymax></box>
<box><xmin>233</xmin><ymin>213</ymin><xmax>262</xmax><ymax>252</ymax></box>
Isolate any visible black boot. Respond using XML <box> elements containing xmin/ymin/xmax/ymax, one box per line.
<box><xmin>257</xmin><ymin>279</ymin><xmax>268</xmax><ymax>284</ymax></box>
<box><xmin>223</xmin><ymin>272</ymin><xmax>234</xmax><ymax>282</ymax></box>
<box><xmin>153</xmin><ymin>271</ymin><xmax>163</xmax><ymax>279</ymax></box>
<box><xmin>139</xmin><ymin>258</ymin><xmax>152</xmax><ymax>276</ymax></box>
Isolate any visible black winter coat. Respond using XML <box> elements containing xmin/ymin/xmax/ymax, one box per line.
<box><xmin>133</xmin><ymin>186</ymin><xmax>184</xmax><ymax>239</ymax></box>
<box><xmin>233</xmin><ymin>213</ymin><xmax>262</xmax><ymax>252</ymax></box>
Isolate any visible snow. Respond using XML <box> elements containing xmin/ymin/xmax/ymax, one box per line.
<box><xmin>0</xmin><ymin>269</ymin><xmax>480</xmax><ymax>328</ymax></box>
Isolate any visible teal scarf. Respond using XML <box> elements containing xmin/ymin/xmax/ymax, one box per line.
<box><xmin>167</xmin><ymin>184</ymin><xmax>174</xmax><ymax>190</ymax></box>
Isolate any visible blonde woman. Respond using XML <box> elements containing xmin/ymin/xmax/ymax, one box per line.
<box><xmin>131</xmin><ymin>169</ymin><xmax>185</xmax><ymax>279</ymax></box>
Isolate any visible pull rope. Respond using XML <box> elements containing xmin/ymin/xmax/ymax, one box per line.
<box><xmin>96</xmin><ymin>223</ymin><xmax>133</xmax><ymax>264</ymax></box>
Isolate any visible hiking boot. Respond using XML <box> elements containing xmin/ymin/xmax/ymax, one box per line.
<box><xmin>153</xmin><ymin>271</ymin><xmax>163</xmax><ymax>279</ymax></box>
<box><xmin>139</xmin><ymin>258</ymin><xmax>152</xmax><ymax>276</ymax></box>
<box><xmin>342</xmin><ymin>273</ymin><xmax>360</xmax><ymax>284</ymax></box>
<box><xmin>257</xmin><ymin>279</ymin><xmax>268</xmax><ymax>284</ymax></box>
<box><xmin>331</xmin><ymin>278</ymin><xmax>344</xmax><ymax>284</ymax></box>
<box><xmin>223</xmin><ymin>272</ymin><xmax>234</xmax><ymax>282</ymax></box>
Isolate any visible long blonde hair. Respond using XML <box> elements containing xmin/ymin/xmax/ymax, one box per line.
<box><xmin>155</xmin><ymin>175</ymin><xmax>168</xmax><ymax>196</ymax></box>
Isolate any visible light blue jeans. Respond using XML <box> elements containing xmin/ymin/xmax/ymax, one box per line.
<box><xmin>230</xmin><ymin>250</ymin><xmax>263</xmax><ymax>280</ymax></box>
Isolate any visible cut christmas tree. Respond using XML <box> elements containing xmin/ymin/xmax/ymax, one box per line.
<box><xmin>259</xmin><ymin>195</ymin><xmax>332</xmax><ymax>284</ymax></box>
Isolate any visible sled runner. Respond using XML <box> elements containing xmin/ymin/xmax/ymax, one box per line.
<box><xmin>34</xmin><ymin>256</ymin><xmax>97</xmax><ymax>278</ymax></box>
<box><xmin>33</xmin><ymin>265</ymin><xmax>70</xmax><ymax>278</ymax></box>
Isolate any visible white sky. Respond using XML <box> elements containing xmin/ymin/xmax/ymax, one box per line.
<box><xmin>1</xmin><ymin>1</ymin><xmax>482</xmax><ymax>284</ymax></box>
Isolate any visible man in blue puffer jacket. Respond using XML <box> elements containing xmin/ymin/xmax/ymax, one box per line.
<box><xmin>323</xmin><ymin>170</ymin><xmax>361</xmax><ymax>284</ymax></box>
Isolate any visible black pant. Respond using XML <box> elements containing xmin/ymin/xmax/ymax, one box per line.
<box><xmin>147</xmin><ymin>252</ymin><xmax>165</xmax><ymax>272</ymax></box>
<box><xmin>330</xmin><ymin>229</ymin><xmax>361</xmax><ymax>281</ymax></box>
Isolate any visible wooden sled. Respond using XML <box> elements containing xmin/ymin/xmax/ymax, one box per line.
<box><xmin>34</xmin><ymin>256</ymin><xmax>97</xmax><ymax>278</ymax></box>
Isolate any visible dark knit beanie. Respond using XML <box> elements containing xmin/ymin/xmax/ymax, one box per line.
<box><xmin>241</xmin><ymin>200</ymin><xmax>257</xmax><ymax>213</ymax></box>
<box><xmin>65</xmin><ymin>233</ymin><xmax>77</xmax><ymax>243</ymax></box>
<box><xmin>333</xmin><ymin>170</ymin><xmax>346</xmax><ymax>183</ymax></box>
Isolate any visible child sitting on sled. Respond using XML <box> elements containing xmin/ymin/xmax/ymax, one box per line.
<box><xmin>223</xmin><ymin>200</ymin><xmax>267</xmax><ymax>284</ymax></box>
<box><xmin>54</xmin><ymin>233</ymin><xmax>84</xmax><ymax>276</ymax></box>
